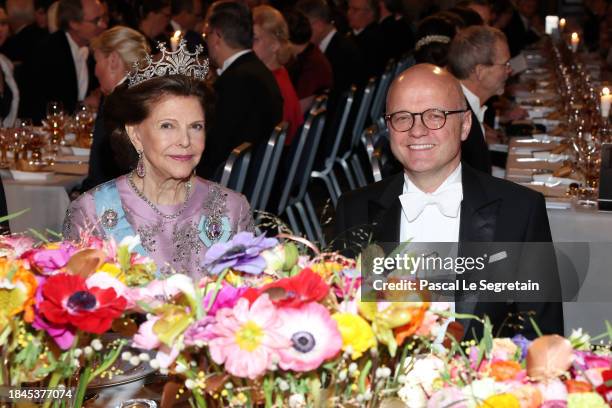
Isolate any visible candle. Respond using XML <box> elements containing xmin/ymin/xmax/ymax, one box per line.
<box><xmin>545</xmin><ymin>16</ymin><xmax>558</xmax><ymax>35</ymax></box>
<box><xmin>170</xmin><ymin>30</ymin><xmax>181</xmax><ymax>51</ymax></box>
<box><xmin>570</xmin><ymin>32</ymin><xmax>579</xmax><ymax>52</ymax></box>
<box><xmin>559</xmin><ymin>18</ymin><xmax>566</xmax><ymax>31</ymax></box>
<box><xmin>602</xmin><ymin>87</ymin><xmax>611</xmax><ymax>118</ymax></box>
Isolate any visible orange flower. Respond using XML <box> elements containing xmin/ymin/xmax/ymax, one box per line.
<box><xmin>490</xmin><ymin>360</ymin><xmax>522</xmax><ymax>381</ymax></box>
<box><xmin>566</xmin><ymin>379</ymin><xmax>593</xmax><ymax>393</ymax></box>
<box><xmin>0</xmin><ymin>258</ymin><xmax>38</xmax><ymax>325</ymax></box>
<box><xmin>393</xmin><ymin>303</ymin><xmax>428</xmax><ymax>346</ymax></box>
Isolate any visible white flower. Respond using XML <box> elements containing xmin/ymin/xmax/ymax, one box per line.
<box><xmin>74</xmin><ymin>349</ymin><xmax>83</xmax><ymax>358</ymax></box>
<box><xmin>185</xmin><ymin>379</ymin><xmax>196</xmax><ymax>389</ymax></box>
<box><xmin>149</xmin><ymin>359</ymin><xmax>160</xmax><ymax>370</ymax></box>
<box><xmin>402</xmin><ymin>355</ymin><xmax>444</xmax><ymax>395</ymax></box>
<box><xmin>0</xmin><ymin>279</ymin><xmax>16</xmax><ymax>289</ymax></box>
<box><xmin>338</xmin><ymin>370</ymin><xmax>348</xmax><ymax>381</ymax></box>
<box><xmin>119</xmin><ymin>235</ymin><xmax>141</xmax><ymax>252</ymax></box>
<box><xmin>462</xmin><ymin>378</ymin><xmax>509</xmax><ymax>407</ymax></box>
<box><xmin>91</xmin><ymin>339</ymin><xmax>103</xmax><ymax>351</ymax></box>
<box><xmin>129</xmin><ymin>356</ymin><xmax>141</xmax><ymax>366</ymax></box>
<box><xmin>398</xmin><ymin>383</ymin><xmax>427</xmax><ymax>408</ymax></box>
<box><xmin>175</xmin><ymin>363</ymin><xmax>187</xmax><ymax>374</ymax></box>
<box><xmin>348</xmin><ymin>363</ymin><xmax>358</xmax><ymax>374</ymax></box>
<box><xmin>278</xmin><ymin>380</ymin><xmax>289</xmax><ymax>392</ymax></box>
<box><xmin>165</xmin><ymin>274</ymin><xmax>196</xmax><ymax>300</ymax></box>
<box><xmin>376</xmin><ymin>366</ymin><xmax>391</xmax><ymax>379</ymax></box>
<box><xmin>138</xmin><ymin>353</ymin><xmax>150</xmax><ymax>362</ymax></box>
<box><xmin>570</xmin><ymin>328</ymin><xmax>591</xmax><ymax>350</ymax></box>
<box><xmin>87</xmin><ymin>272</ymin><xmax>128</xmax><ymax>297</ymax></box>
<box><xmin>288</xmin><ymin>394</ymin><xmax>306</xmax><ymax>408</ymax></box>
<box><xmin>159</xmin><ymin>367</ymin><xmax>169</xmax><ymax>375</ymax></box>
<box><xmin>84</xmin><ymin>346</ymin><xmax>93</xmax><ymax>357</ymax></box>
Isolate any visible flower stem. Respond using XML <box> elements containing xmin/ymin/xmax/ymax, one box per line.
<box><xmin>41</xmin><ymin>371</ymin><xmax>62</xmax><ymax>408</ymax></box>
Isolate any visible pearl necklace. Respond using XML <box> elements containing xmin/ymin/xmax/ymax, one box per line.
<box><xmin>127</xmin><ymin>172</ymin><xmax>193</xmax><ymax>221</ymax></box>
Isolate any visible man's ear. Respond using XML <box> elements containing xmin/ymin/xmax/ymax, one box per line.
<box><xmin>460</xmin><ymin>110</ymin><xmax>472</xmax><ymax>142</ymax></box>
<box><xmin>474</xmin><ymin>64</ymin><xmax>486</xmax><ymax>81</ymax></box>
<box><xmin>125</xmin><ymin>125</ymin><xmax>143</xmax><ymax>152</ymax></box>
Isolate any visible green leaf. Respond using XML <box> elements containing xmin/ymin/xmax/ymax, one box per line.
<box><xmin>358</xmin><ymin>360</ymin><xmax>372</xmax><ymax>394</ymax></box>
<box><xmin>529</xmin><ymin>317</ymin><xmax>544</xmax><ymax>338</ymax></box>
<box><xmin>0</xmin><ymin>208</ymin><xmax>30</xmax><ymax>223</ymax></box>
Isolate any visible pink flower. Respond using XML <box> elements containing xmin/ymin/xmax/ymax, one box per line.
<box><xmin>574</xmin><ymin>351</ymin><xmax>612</xmax><ymax>371</ymax></box>
<box><xmin>427</xmin><ymin>387</ymin><xmax>468</xmax><ymax>408</ymax></box>
<box><xmin>29</xmin><ymin>242</ymin><xmax>78</xmax><ymax>274</ymax></box>
<box><xmin>126</xmin><ymin>274</ymin><xmax>192</xmax><ymax>311</ymax></box>
<box><xmin>277</xmin><ymin>302</ymin><xmax>342</xmax><ymax>372</ymax></box>
<box><xmin>538</xmin><ymin>379</ymin><xmax>568</xmax><ymax>402</ymax></box>
<box><xmin>32</xmin><ymin>313</ymin><xmax>76</xmax><ymax>350</ymax></box>
<box><xmin>0</xmin><ymin>235</ymin><xmax>35</xmax><ymax>258</ymax></box>
<box><xmin>208</xmin><ymin>294</ymin><xmax>290</xmax><ymax>379</ymax></box>
<box><xmin>203</xmin><ymin>283</ymin><xmax>247</xmax><ymax>316</ymax></box>
<box><xmin>184</xmin><ymin>317</ymin><xmax>216</xmax><ymax>346</ymax></box>
<box><xmin>133</xmin><ymin>316</ymin><xmax>161</xmax><ymax>350</ymax></box>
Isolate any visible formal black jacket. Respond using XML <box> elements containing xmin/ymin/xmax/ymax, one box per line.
<box><xmin>379</xmin><ymin>15</ymin><xmax>415</xmax><ymax>62</ymax></box>
<box><xmin>462</xmin><ymin>104</ymin><xmax>492</xmax><ymax>175</ymax></box>
<box><xmin>324</xmin><ymin>31</ymin><xmax>366</xmax><ymax>92</ymax></box>
<box><xmin>21</xmin><ymin>31</ymin><xmax>97</xmax><ymax>123</ymax></box>
<box><xmin>196</xmin><ymin>52</ymin><xmax>283</xmax><ymax>179</ymax></box>
<box><xmin>349</xmin><ymin>22</ymin><xmax>387</xmax><ymax>80</ymax></box>
<box><xmin>335</xmin><ymin>165</ymin><xmax>564</xmax><ymax>339</ymax></box>
<box><xmin>1</xmin><ymin>23</ymin><xmax>48</xmax><ymax>63</ymax></box>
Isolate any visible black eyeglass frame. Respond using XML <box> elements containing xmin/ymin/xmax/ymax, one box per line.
<box><xmin>384</xmin><ymin>108</ymin><xmax>468</xmax><ymax>132</ymax></box>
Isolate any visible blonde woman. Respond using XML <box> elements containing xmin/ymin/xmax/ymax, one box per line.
<box><xmin>80</xmin><ymin>26</ymin><xmax>150</xmax><ymax>191</ymax></box>
<box><xmin>252</xmin><ymin>5</ymin><xmax>303</xmax><ymax>145</ymax></box>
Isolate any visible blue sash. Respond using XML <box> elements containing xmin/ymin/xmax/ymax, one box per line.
<box><xmin>93</xmin><ymin>181</ymin><xmax>148</xmax><ymax>257</ymax></box>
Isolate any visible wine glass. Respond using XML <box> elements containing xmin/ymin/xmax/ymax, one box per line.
<box><xmin>46</xmin><ymin>100</ymin><xmax>64</xmax><ymax>118</ymax></box>
<box><xmin>74</xmin><ymin>102</ymin><xmax>94</xmax><ymax>148</ymax></box>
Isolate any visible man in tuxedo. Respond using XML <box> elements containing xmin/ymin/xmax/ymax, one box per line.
<box><xmin>197</xmin><ymin>0</ymin><xmax>282</xmax><ymax>179</ymax></box>
<box><xmin>169</xmin><ymin>0</ymin><xmax>205</xmax><ymax>52</ymax></box>
<box><xmin>297</xmin><ymin>0</ymin><xmax>365</xmax><ymax>92</ymax></box>
<box><xmin>21</xmin><ymin>0</ymin><xmax>106</xmax><ymax>123</ymax></box>
<box><xmin>335</xmin><ymin>64</ymin><xmax>563</xmax><ymax>339</ymax></box>
<box><xmin>347</xmin><ymin>0</ymin><xmax>386</xmax><ymax>79</ymax></box>
<box><xmin>378</xmin><ymin>0</ymin><xmax>414</xmax><ymax>62</ymax></box>
<box><xmin>3</xmin><ymin>0</ymin><xmax>49</xmax><ymax>63</ymax></box>
<box><xmin>447</xmin><ymin>26</ymin><xmax>512</xmax><ymax>175</ymax></box>
<box><xmin>502</xmin><ymin>0</ymin><xmax>541</xmax><ymax>57</ymax></box>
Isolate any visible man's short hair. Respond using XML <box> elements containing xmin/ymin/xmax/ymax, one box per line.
<box><xmin>296</xmin><ymin>0</ymin><xmax>332</xmax><ymax>24</ymax></box>
<box><xmin>171</xmin><ymin>0</ymin><xmax>194</xmax><ymax>16</ymax></box>
<box><xmin>57</xmin><ymin>0</ymin><xmax>83</xmax><ymax>31</ymax></box>
<box><xmin>207</xmin><ymin>1</ymin><xmax>253</xmax><ymax>50</ymax></box>
<box><xmin>363</xmin><ymin>0</ymin><xmax>380</xmax><ymax>21</ymax></box>
<box><xmin>284</xmin><ymin>9</ymin><xmax>312</xmax><ymax>45</ymax></box>
<box><xmin>447</xmin><ymin>25</ymin><xmax>507</xmax><ymax>80</ymax></box>
<box><xmin>140</xmin><ymin>0</ymin><xmax>170</xmax><ymax>20</ymax></box>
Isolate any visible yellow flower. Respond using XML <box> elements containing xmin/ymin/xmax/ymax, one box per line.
<box><xmin>0</xmin><ymin>259</ymin><xmax>37</xmax><ymax>328</ymax></box>
<box><xmin>331</xmin><ymin>313</ymin><xmax>376</xmax><ymax>359</ymax></box>
<box><xmin>310</xmin><ymin>262</ymin><xmax>344</xmax><ymax>279</ymax></box>
<box><xmin>99</xmin><ymin>263</ymin><xmax>124</xmax><ymax>282</ymax></box>
<box><xmin>479</xmin><ymin>393</ymin><xmax>520</xmax><ymax>408</ymax></box>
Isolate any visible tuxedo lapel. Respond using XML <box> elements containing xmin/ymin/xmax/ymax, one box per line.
<box><xmin>370</xmin><ymin>173</ymin><xmax>403</xmax><ymax>242</ymax></box>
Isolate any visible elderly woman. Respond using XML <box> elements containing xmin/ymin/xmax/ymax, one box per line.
<box><xmin>252</xmin><ymin>5</ymin><xmax>303</xmax><ymax>145</ymax></box>
<box><xmin>80</xmin><ymin>26</ymin><xmax>149</xmax><ymax>191</ymax></box>
<box><xmin>63</xmin><ymin>45</ymin><xmax>254</xmax><ymax>277</ymax></box>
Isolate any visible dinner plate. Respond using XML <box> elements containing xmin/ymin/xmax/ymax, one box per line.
<box><xmin>87</xmin><ymin>347</ymin><xmax>156</xmax><ymax>390</ymax></box>
<box><xmin>71</xmin><ymin>146</ymin><xmax>91</xmax><ymax>156</ymax></box>
<box><xmin>532</xmin><ymin>152</ymin><xmax>571</xmax><ymax>162</ymax></box>
<box><xmin>10</xmin><ymin>169</ymin><xmax>54</xmax><ymax>181</ymax></box>
<box><xmin>532</xmin><ymin>174</ymin><xmax>580</xmax><ymax>185</ymax></box>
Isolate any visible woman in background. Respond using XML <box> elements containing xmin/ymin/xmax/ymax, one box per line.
<box><xmin>252</xmin><ymin>5</ymin><xmax>303</xmax><ymax>145</ymax></box>
<box><xmin>80</xmin><ymin>26</ymin><xmax>149</xmax><ymax>191</ymax></box>
<box><xmin>0</xmin><ymin>7</ymin><xmax>19</xmax><ymax>127</ymax></box>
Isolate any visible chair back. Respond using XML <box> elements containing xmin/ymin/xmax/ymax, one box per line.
<box><xmin>315</xmin><ymin>87</ymin><xmax>356</xmax><ymax>171</ymax></box>
<box><xmin>276</xmin><ymin>97</ymin><xmax>328</xmax><ymax>214</ymax></box>
<box><xmin>219</xmin><ymin>142</ymin><xmax>252</xmax><ymax>193</ymax></box>
<box><xmin>370</xmin><ymin>60</ymin><xmax>395</xmax><ymax>124</ymax></box>
<box><xmin>350</xmin><ymin>77</ymin><xmax>377</xmax><ymax>151</ymax></box>
<box><xmin>394</xmin><ymin>53</ymin><xmax>415</xmax><ymax>78</ymax></box>
<box><xmin>362</xmin><ymin>124</ymin><xmax>383</xmax><ymax>183</ymax></box>
<box><xmin>246</xmin><ymin>122</ymin><xmax>288</xmax><ymax>210</ymax></box>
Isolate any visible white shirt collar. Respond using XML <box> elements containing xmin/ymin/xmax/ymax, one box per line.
<box><xmin>65</xmin><ymin>32</ymin><xmax>89</xmax><ymax>101</ymax></box>
<box><xmin>217</xmin><ymin>49</ymin><xmax>251</xmax><ymax>76</ymax></box>
<box><xmin>319</xmin><ymin>29</ymin><xmax>336</xmax><ymax>53</ymax></box>
<box><xmin>403</xmin><ymin>163</ymin><xmax>462</xmax><ymax>195</ymax></box>
<box><xmin>352</xmin><ymin>28</ymin><xmax>364</xmax><ymax>36</ymax></box>
<box><xmin>461</xmin><ymin>83</ymin><xmax>487</xmax><ymax>137</ymax></box>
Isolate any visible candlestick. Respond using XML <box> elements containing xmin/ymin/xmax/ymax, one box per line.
<box><xmin>545</xmin><ymin>16</ymin><xmax>558</xmax><ymax>35</ymax></box>
<box><xmin>570</xmin><ymin>32</ymin><xmax>579</xmax><ymax>53</ymax></box>
<box><xmin>602</xmin><ymin>87</ymin><xmax>611</xmax><ymax>118</ymax></box>
<box><xmin>170</xmin><ymin>30</ymin><xmax>181</xmax><ymax>51</ymax></box>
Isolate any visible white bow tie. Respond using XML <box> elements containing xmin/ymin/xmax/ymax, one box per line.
<box><xmin>399</xmin><ymin>184</ymin><xmax>462</xmax><ymax>222</ymax></box>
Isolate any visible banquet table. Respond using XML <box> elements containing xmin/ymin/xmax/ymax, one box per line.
<box><xmin>1</xmin><ymin>158</ymin><xmax>87</xmax><ymax>234</ymax></box>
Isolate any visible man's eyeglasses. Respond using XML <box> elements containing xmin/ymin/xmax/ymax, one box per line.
<box><xmin>384</xmin><ymin>108</ymin><xmax>468</xmax><ymax>132</ymax></box>
<box><xmin>489</xmin><ymin>60</ymin><xmax>511</xmax><ymax>69</ymax></box>
<box><xmin>83</xmin><ymin>15</ymin><xmax>107</xmax><ymax>27</ymax></box>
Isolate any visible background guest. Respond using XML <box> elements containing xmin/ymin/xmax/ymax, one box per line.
<box><xmin>2</xmin><ymin>0</ymin><xmax>49</xmax><ymax>63</ymax></box>
<box><xmin>413</xmin><ymin>14</ymin><xmax>457</xmax><ymax>67</ymax></box>
<box><xmin>137</xmin><ymin>0</ymin><xmax>171</xmax><ymax>52</ymax></box>
<box><xmin>378</xmin><ymin>0</ymin><xmax>415</xmax><ymax>62</ymax></box>
<box><xmin>79</xmin><ymin>25</ymin><xmax>149</xmax><ymax>192</ymax></box>
<box><xmin>21</xmin><ymin>0</ymin><xmax>106</xmax><ymax>123</ymax></box>
<box><xmin>285</xmin><ymin>9</ymin><xmax>333</xmax><ymax>114</ymax></box>
<box><xmin>252</xmin><ymin>5</ymin><xmax>303</xmax><ymax>144</ymax></box>
<box><xmin>347</xmin><ymin>0</ymin><xmax>385</xmax><ymax>78</ymax></box>
<box><xmin>458</xmin><ymin>0</ymin><xmax>492</xmax><ymax>25</ymax></box>
<box><xmin>0</xmin><ymin>6</ymin><xmax>20</xmax><ymax>127</ymax></box>
<box><xmin>503</xmin><ymin>0</ymin><xmax>541</xmax><ymax>56</ymax></box>
<box><xmin>197</xmin><ymin>0</ymin><xmax>282</xmax><ymax>179</ymax></box>
<box><xmin>169</xmin><ymin>0</ymin><xmax>205</xmax><ymax>52</ymax></box>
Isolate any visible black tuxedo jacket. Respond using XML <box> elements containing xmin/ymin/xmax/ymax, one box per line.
<box><xmin>503</xmin><ymin>10</ymin><xmax>540</xmax><ymax>57</ymax></box>
<box><xmin>1</xmin><ymin>23</ymin><xmax>48</xmax><ymax>63</ymax></box>
<box><xmin>325</xmin><ymin>31</ymin><xmax>366</xmax><ymax>92</ymax></box>
<box><xmin>462</xmin><ymin>104</ymin><xmax>492</xmax><ymax>175</ymax></box>
<box><xmin>335</xmin><ymin>165</ymin><xmax>564</xmax><ymax>339</ymax></box>
<box><xmin>348</xmin><ymin>22</ymin><xmax>387</xmax><ymax>80</ymax></box>
<box><xmin>196</xmin><ymin>52</ymin><xmax>283</xmax><ymax>179</ymax></box>
<box><xmin>21</xmin><ymin>31</ymin><xmax>97</xmax><ymax>123</ymax></box>
<box><xmin>379</xmin><ymin>16</ymin><xmax>415</xmax><ymax>62</ymax></box>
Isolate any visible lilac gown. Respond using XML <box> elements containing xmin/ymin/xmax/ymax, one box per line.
<box><xmin>63</xmin><ymin>175</ymin><xmax>254</xmax><ymax>277</ymax></box>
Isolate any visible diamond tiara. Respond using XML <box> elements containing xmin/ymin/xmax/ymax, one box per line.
<box><xmin>127</xmin><ymin>40</ymin><xmax>210</xmax><ymax>88</ymax></box>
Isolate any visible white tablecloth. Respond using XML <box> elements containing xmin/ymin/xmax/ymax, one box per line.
<box><xmin>547</xmin><ymin>205</ymin><xmax>612</xmax><ymax>336</ymax></box>
<box><xmin>3</xmin><ymin>173</ymin><xmax>84</xmax><ymax>234</ymax></box>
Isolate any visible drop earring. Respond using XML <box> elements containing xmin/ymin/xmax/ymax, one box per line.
<box><xmin>136</xmin><ymin>150</ymin><xmax>145</xmax><ymax>178</ymax></box>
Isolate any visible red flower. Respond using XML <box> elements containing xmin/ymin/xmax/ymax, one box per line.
<box><xmin>40</xmin><ymin>273</ymin><xmax>126</xmax><ymax>334</ymax></box>
<box><xmin>243</xmin><ymin>268</ymin><xmax>329</xmax><ymax>308</ymax></box>
<box><xmin>595</xmin><ymin>369</ymin><xmax>612</xmax><ymax>404</ymax></box>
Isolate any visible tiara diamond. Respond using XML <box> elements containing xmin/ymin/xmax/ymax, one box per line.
<box><xmin>127</xmin><ymin>40</ymin><xmax>210</xmax><ymax>88</ymax></box>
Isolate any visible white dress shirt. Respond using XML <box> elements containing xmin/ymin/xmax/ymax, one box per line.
<box><xmin>216</xmin><ymin>49</ymin><xmax>252</xmax><ymax>76</ymax></box>
<box><xmin>66</xmin><ymin>32</ymin><xmax>89</xmax><ymax>101</ymax></box>
<box><xmin>399</xmin><ymin>164</ymin><xmax>463</xmax><ymax>243</ymax></box>
<box><xmin>318</xmin><ymin>29</ymin><xmax>336</xmax><ymax>53</ymax></box>
<box><xmin>461</xmin><ymin>83</ymin><xmax>487</xmax><ymax>138</ymax></box>
<box><xmin>399</xmin><ymin>164</ymin><xmax>462</xmax><ymax>343</ymax></box>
